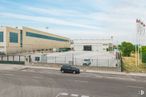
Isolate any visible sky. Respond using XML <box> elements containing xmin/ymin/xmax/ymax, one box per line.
<box><xmin>0</xmin><ymin>0</ymin><xmax>146</xmax><ymax>44</ymax></box>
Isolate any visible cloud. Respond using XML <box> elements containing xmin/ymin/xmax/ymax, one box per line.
<box><xmin>0</xmin><ymin>0</ymin><xmax>146</xmax><ymax>44</ymax></box>
<box><xmin>25</xmin><ymin>6</ymin><xmax>80</xmax><ymax>16</ymax></box>
<box><xmin>0</xmin><ymin>12</ymin><xmax>99</xmax><ymax>30</ymax></box>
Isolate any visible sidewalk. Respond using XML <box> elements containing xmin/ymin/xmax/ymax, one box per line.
<box><xmin>0</xmin><ymin>64</ymin><xmax>146</xmax><ymax>77</ymax></box>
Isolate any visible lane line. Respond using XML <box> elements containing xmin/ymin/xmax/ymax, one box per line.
<box><xmin>56</xmin><ymin>92</ymin><xmax>68</xmax><ymax>97</ymax></box>
<box><xmin>60</xmin><ymin>92</ymin><xmax>68</xmax><ymax>95</ymax></box>
<box><xmin>81</xmin><ymin>95</ymin><xmax>89</xmax><ymax>97</ymax></box>
<box><xmin>70</xmin><ymin>94</ymin><xmax>79</xmax><ymax>97</ymax></box>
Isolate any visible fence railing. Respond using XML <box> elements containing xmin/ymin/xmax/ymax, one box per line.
<box><xmin>45</xmin><ymin>56</ymin><xmax>118</xmax><ymax>67</ymax></box>
<box><xmin>31</xmin><ymin>55</ymin><xmax>121</xmax><ymax>71</ymax></box>
<box><xmin>0</xmin><ymin>55</ymin><xmax>25</xmax><ymax>64</ymax></box>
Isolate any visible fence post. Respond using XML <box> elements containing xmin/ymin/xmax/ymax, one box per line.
<box><xmin>19</xmin><ymin>55</ymin><xmax>20</xmax><ymax>62</ymax></box>
<box><xmin>7</xmin><ymin>55</ymin><xmax>9</xmax><ymax>61</ymax></box>
<box><xmin>13</xmin><ymin>56</ymin><xmax>14</xmax><ymax>61</ymax></box>
<box><xmin>74</xmin><ymin>58</ymin><xmax>76</xmax><ymax>65</ymax></box>
<box><xmin>64</xmin><ymin>56</ymin><xmax>66</xmax><ymax>63</ymax></box>
<box><xmin>108</xmin><ymin>58</ymin><xmax>110</xmax><ymax>67</ymax></box>
<box><xmin>1</xmin><ymin>56</ymin><xmax>3</xmax><ymax>61</ymax></box>
<box><xmin>54</xmin><ymin>56</ymin><xmax>56</xmax><ymax>64</ymax></box>
<box><xmin>96</xmin><ymin>57</ymin><xmax>98</xmax><ymax>66</ymax></box>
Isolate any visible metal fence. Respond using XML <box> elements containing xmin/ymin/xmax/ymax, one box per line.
<box><xmin>30</xmin><ymin>52</ymin><xmax>122</xmax><ymax>72</ymax></box>
<box><xmin>46</xmin><ymin>56</ymin><xmax>118</xmax><ymax>67</ymax></box>
<box><xmin>30</xmin><ymin>56</ymin><xmax>121</xmax><ymax>72</ymax></box>
<box><xmin>0</xmin><ymin>55</ymin><xmax>25</xmax><ymax>64</ymax></box>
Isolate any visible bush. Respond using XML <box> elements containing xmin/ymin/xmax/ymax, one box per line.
<box><xmin>142</xmin><ymin>52</ymin><xmax>146</xmax><ymax>63</ymax></box>
<box><xmin>142</xmin><ymin>46</ymin><xmax>146</xmax><ymax>63</ymax></box>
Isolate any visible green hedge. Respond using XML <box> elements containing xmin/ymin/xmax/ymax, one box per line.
<box><xmin>0</xmin><ymin>61</ymin><xmax>25</xmax><ymax>64</ymax></box>
<box><xmin>142</xmin><ymin>52</ymin><xmax>146</xmax><ymax>63</ymax></box>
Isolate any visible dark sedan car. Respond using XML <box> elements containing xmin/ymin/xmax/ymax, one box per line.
<box><xmin>60</xmin><ymin>65</ymin><xmax>80</xmax><ymax>74</ymax></box>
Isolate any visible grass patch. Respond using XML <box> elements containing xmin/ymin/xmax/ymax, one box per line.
<box><xmin>122</xmin><ymin>55</ymin><xmax>146</xmax><ymax>73</ymax></box>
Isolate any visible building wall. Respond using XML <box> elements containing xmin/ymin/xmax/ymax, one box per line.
<box><xmin>0</xmin><ymin>27</ymin><xmax>6</xmax><ymax>53</ymax></box>
<box><xmin>0</xmin><ymin>26</ymin><xmax>70</xmax><ymax>54</ymax></box>
<box><xmin>73</xmin><ymin>44</ymin><xmax>104</xmax><ymax>51</ymax></box>
<box><xmin>73</xmin><ymin>39</ymin><xmax>112</xmax><ymax>52</ymax></box>
<box><xmin>5</xmin><ymin>27</ymin><xmax>21</xmax><ymax>54</ymax></box>
<box><xmin>22</xmin><ymin>27</ymin><xmax>70</xmax><ymax>52</ymax></box>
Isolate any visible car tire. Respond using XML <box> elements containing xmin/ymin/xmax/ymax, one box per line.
<box><xmin>61</xmin><ymin>70</ymin><xmax>64</xmax><ymax>73</ymax></box>
<box><xmin>73</xmin><ymin>71</ymin><xmax>76</xmax><ymax>74</ymax></box>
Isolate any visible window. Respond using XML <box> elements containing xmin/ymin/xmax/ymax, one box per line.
<box><xmin>10</xmin><ymin>32</ymin><xmax>18</xmax><ymax>43</ymax></box>
<box><xmin>35</xmin><ymin>57</ymin><xmax>40</xmax><ymax>61</ymax></box>
<box><xmin>0</xmin><ymin>32</ymin><xmax>3</xmax><ymax>42</ymax></box>
<box><xmin>83</xmin><ymin>45</ymin><xmax>92</xmax><ymax>51</ymax></box>
<box><xmin>26</xmin><ymin>32</ymin><xmax>68</xmax><ymax>42</ymax></box>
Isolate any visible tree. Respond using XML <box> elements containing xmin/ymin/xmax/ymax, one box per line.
<box><xmin>119</xmin><ymin>41</ymin><xmax>134</xmax><ymax>57</ymax></box>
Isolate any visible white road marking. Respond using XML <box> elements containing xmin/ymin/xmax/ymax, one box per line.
<box><xmin>56</xmin><ymin>92</ymin><xmax>68</xmax><ymax>97</ymax></box>
<box><xmin>56</xmin><ymin>92</ymin><xmax>90</xmax><ymax>97</ymax></box>
<box><xmin>70</xmin><ymin>94</ymin><xmax>78</xmax><ymax>97</ymax></box>
<box><xmin>81</xmin><ymin>95</ymin><xmax>89</xmax><ymax>97</ymax></box>
<box><xmin>60</xmin><ymin>92</ymin><xmax>68</xmax><ymax>95</ymax></box>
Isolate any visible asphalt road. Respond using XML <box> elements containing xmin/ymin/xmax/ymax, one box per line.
<box><xmin>0</xmin><ymin>69</ymin><xmax>145</xmax><ymax>97</ymax></box>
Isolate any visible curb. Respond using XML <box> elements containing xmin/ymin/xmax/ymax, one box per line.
<box><xmin>25</xmin><ymin>66</ymin><xmax>146</xmax><ymax>77</ymax></box>
<box><xmin>0</xmin><ymin>64</ymin><xmax>146</xmax><ymax>77</ymax></box>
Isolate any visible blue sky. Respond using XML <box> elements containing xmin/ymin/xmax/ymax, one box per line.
<box><xmin>0</xmin><ymin>0</ymin><xmax>146</xmax><ymax>44</ymax></box>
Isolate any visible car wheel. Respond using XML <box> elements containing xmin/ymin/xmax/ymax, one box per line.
<box><xmin>73</xmin><ymin>71</ymin><xmax>76</xmax><ymax>74</ymax></box>
<box><xmin>61</xmin><ymin>70</ymin><xmax>64</xmax><ymax>73</ymax></box>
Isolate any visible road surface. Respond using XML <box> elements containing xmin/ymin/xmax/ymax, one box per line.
<box><xmin>0</xmin><ymin>69</ymin><xmax>145</xmax><ymax>97</ymax></box>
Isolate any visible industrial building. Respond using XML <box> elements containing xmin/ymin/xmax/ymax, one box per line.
<box><xmin>72</xmin><ymin>39</ymin><xmax>113</xmax><ymax>52</ymax></box>
<box><xmin>0</xmin><ymin>26</ymin><xmax>70</xmax><ymax>55</ymax></box>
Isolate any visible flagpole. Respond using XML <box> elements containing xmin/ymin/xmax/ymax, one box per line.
<box><xmin>136</xmin><ymin>19</ymin><xmax>139</xmax><ymax>67</ymax></box>
<box><xmin>136</xmin><ymin>19</ymin><xmax>146</xmax><ymax>66</ymax></box>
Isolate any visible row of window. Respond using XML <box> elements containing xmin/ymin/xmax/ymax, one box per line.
<box><xmin>0</xmin><ymin>32</ymin><xmax>18</xmax><ymax>43</ymax></box>
<box><xmin>26</xmin><ymin>32</ymin><xmax>68</xmax><ymax>42</ymax></box>
<box><xmin>0</xmin><ymin>31</ymin><xmax>69</xmax><ymax>43</ymax></box>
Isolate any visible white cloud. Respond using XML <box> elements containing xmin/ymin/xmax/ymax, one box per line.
<box><xmin>0</xmin><ymin>12</ymin><xmax>99</xmax><ymax>30</ymax></box>
<box><xmin>1</xmin><ymin>0</ymin><xmax>146</xmax><ymax>44</ymax></box>
<box><xmin>25</xmin><ymin>6</ymin><xmax>80</xmax><ymax>16</ymax></box>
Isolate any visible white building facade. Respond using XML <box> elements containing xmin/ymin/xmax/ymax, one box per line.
<box><xmin>72</xmin><ymin>39</ymin><xmax>113</xmax><ymax>52</ymax></box>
